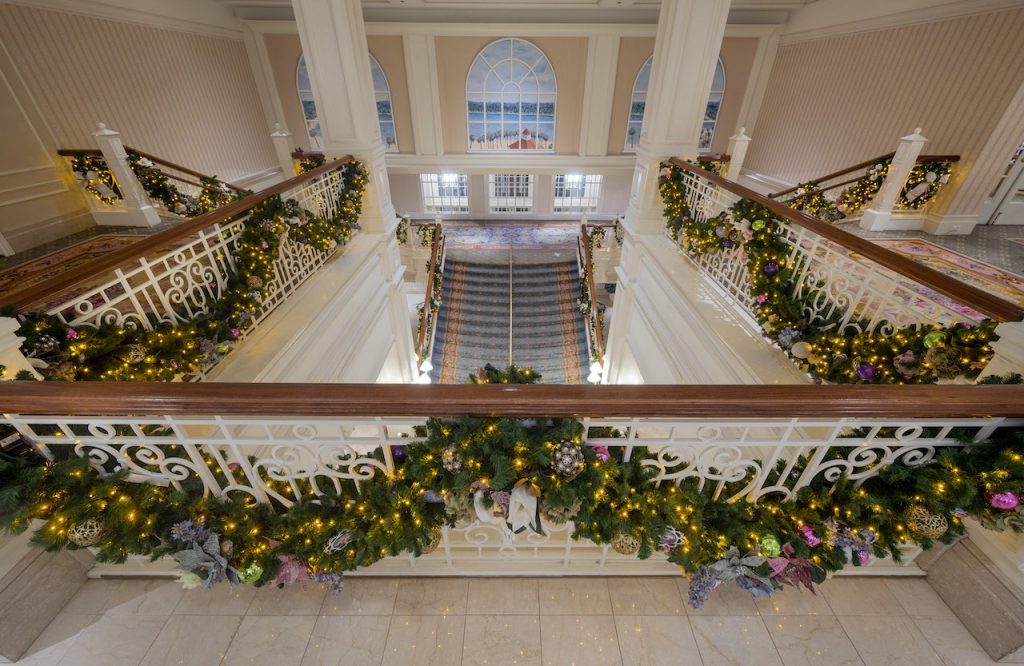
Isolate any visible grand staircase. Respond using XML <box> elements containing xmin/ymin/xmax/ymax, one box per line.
<box><xmin>430</xmin><ymin>260</ymin><xmax>589</xmax><ymax>383</ymax></box>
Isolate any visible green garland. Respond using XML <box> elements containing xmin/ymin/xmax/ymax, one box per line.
<box><xmin>784</xmin><ymin>183</ymin><xmax>844</xmax><ymax>223</ymax></box>
<box><xmin>3</xmin><ymin>367</ymin><xmax>1023</xmax><ymax>605</ymax></box>
<box><xmin>835</xmin><ymin>158</ymin><xmax>889</xmax><ymax>215</ymax></box>
<box><xmin>14</xmin><ymin>162</ymin><xmax>367</xmax><ymax>381</ymax></box>
<box><xmin>659</xmin><ymin>162</ymin><xmax>997</xmax><ymax>384</ymax></box>
<box><xmin>295</xmin><ymin>151</ymin><xmax>326</xmax><ymax>175</ymax></box>
<box><xmin>899</xmin><ymin>160</ymin><xmax>953</xmax><ymax>209</ymax></box>
<box><xmin>70</xmin><ymin>155</ymin><xmax>122</xmax><ymax>204</ymax></box>
<box><xmin>395</xmin><ymin>217</ymin><xmax>409</xmax><ymax>245</ymax></box>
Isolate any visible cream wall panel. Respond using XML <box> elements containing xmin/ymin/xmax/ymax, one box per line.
<box><xmin>435</xmin><ymin>36</ymin><xmax>587</xmax><ymax>155</ymax></box>
<box><xmin>265</xmin><ymin>33</ymin><xmax>311</xmax><ymax>152</ymax></box>
<box><xmin>0</xmin><ymin>3</ymin><xmax>276</xmax><ymax>185</ymax></box>
<box><xmin>745</xmin><ymin>8</ymin><xmax>1024</xmax><ymax>217</ymax></box>
<box><xmin>607</xmin><ymin>37</ymin><xmax>654</xmax><ymax>155</ymax></box>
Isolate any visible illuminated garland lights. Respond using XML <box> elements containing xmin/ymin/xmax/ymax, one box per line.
<box><xmin>11</xmin><ymin>162</ymin><xmax>367</xmax><ymax>381</ymax></box>
<box><xmin>294</xmin><ymin>151</ymin><xmax>327</xmax><ymax>175</ymax></box>
<box><xmin>898</xmin><ymin>160</ymin><xmax>953</xmax><ymax>210</ymax></box>
<box><xmin>2</xmin><ymin>368</ymin><xmax>1023</xmax><ymax>606</ymax></box>
<box><xmin>659</xmin><ymin>162</ymin><xmax>997</xmax><ymax>384</ymax></box>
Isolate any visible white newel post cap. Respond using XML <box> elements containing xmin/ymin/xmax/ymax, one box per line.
<box><xmin>271</xmin><ymin>122</ymin><xmax>292</xmax><ymax>138</ymax></box>
<box><xmin>93</xmin><ymin>122</ymin><xmax>119</xmax><ymax>137</ymax></box>
<box><xmin>901</xmin><ymin>127</ymin><xmax>928</xmax><ymax>143</ymax></box>
<box><xmin>729</xmin><ymin>127</ymin><xmax>752</xmax><ymax>143</ymax></box>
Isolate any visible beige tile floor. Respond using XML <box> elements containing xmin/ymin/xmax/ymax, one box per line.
<box><xmin>12</xmin><ymin>575</ymin><xmax>1000</xmax><ymax>665</ymax></box>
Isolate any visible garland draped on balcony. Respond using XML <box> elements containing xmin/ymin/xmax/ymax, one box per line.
<box><xmin>2</xmin><ymin>368</ymin><xmax>1023</xmax><ymax>607</ymax></box>
<box><xmin>8</xmin><ymin>162</ymin><xmax>367</xmax><ymax>381</ymax></box>
<box><xmin>659</xmin><ymin>162</ymin><xmax>996</xmax><ymax>384</ymax></box>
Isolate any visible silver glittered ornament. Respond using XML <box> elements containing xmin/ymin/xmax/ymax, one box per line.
<box><xmin>551</xmin><ymin>440</ymin><xmax>585</xmax><ymax>478</ymax></box>
<box><xmin>441</xmin><ymin>447</ymin><xmax>462</xmax><ymax>473</ymax></box>
<box><xmin>323</xmin><ymin>529</ymin><xmax>354</xmax><ymax>554</ymax></box>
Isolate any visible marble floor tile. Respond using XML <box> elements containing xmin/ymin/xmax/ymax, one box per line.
<box><xmin>467</xmin><ymin>577</ymin><xmax>540</xmax><ymax>615</ymax></box>
<box><xmin>689</xmin><ymin>615</ymin><xmax>784</xmax><ymax>666</ymax></box>
<box><xmin>538</xmin><ymin>577</ymin><xmax>613</xmax><ymax>615</ymax></box>
<box><xmin>884</xmin><ymin>578</ymin><xmax>956</xmax><ymax>618</ymax></box>
<box><xmin>102</xmin><ymin>579</ymin><xmax>185</xmax><ymax>616</ymax></box>
<box><xmin>247</xmin><ymin>583</ymin><xmax>329</xmax><ymax>615</ymax></box>
<box><xmin>681</xmin><ymin>580</ymin><xmax>759</xmax><ymax>616</ymax></box>
<box><xmin>754</xmin><ymin>589</ymin><xmax>834</xmax><ymax>616</ymax></box>
<box><xmin>56</xmin><ymin>615</ymin><xmax>167</xmax><ymax>666</ymax></box>
<box><xmin>393</xmin><ymin>578</ymin><xmax>469</xmax><ymax>615</ymax></box>
<box><xmin>320</xmin><ymin>577</ymin><xmax>399</xmax><ymax>615</ymax></box>
<box><xmin>381</xmin><ymin>614</ymin><xmax>466</xmax><ymax>666</ymax></box>
<box><xmin>614</xmin><ymin>615</ymin><xmax>703</xmax><ymax>666</ymax></box>
<box><xmin>820</xmin><ymin>578</ymin><xmax>905</xmax><ymax>616</ymax></box>
<box><xmin>173</xmin><ymin>583</ymin><xmax>257</xmax><ymax>615</ymax></box>
<box><xmin>60</xmin><ymin>580</ymin><xmax>117</xmax><ymax>615</ymax></box>
<box><xmin>140</xmin><ymin>615</ymin><xmax>241</xmax><ymax>666</ymax></box>
<box><xmin>911</xmin><ymin>616</ymin><xmax>1000</xmax><ymax>666</ymax></box>
<box><xmin>764</xmin><ymin>615</ymin><xmax>863</xmax><ymax>666</ymax></box>
<box><xmin>222</xmin><ymin>615</ymin><xmax>317</xmax><ymax>666</ymax></box>
<box><xmin>462</xmin><ymin>615</ymin><xmax>542</xmax><ymax>666</ymax></box>
<box><xmin>837</xmin><ymin>615</ymin><xmax>942</xmax><ymax>666</ymax></box>
<box><xmin>608</xmin><ymin>577</ymin><xmax>685</xmax><ymax>616</ymax></box>
<box><xmin>300</xmin><ymin>615</ymin><xmax>392</xmax><ymax>666</ymax></box>
<box><xmin>15</xmin><ymin>613</ymin><xmax>98</xmax><ymax>666</ymax></box>
<box><xmin>539</xmin><ymin>615</ymin><xmax>622</xmax><ymax>666</ymax></box>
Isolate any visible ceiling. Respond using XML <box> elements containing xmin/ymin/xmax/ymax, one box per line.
<box><xmin>216</xmin><ymin>0</ymin><xmax>817</xmax><ymax>24</ymax></box>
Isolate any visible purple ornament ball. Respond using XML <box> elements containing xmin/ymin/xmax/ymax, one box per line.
<box><xmin>763</xmin><ymin>262</ymin><xmax>780</xmax><ymax>276</ymax></box>
<box><xmin>856</xmin><ymin>363</ymin><xmax>878</xmax><ymax>381</ymax></box>
<box><xmin>990</xmin><ymin>492</ymin><xmax>1020</xmax><ymax>510</ymax></box>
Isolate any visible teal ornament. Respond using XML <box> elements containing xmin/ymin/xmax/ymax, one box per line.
<box><xmin>239</xmin><ymin>563</ymin><xmax>264</xmax><ymax>583</ymax></box>
<box><xmin>760</xmin><ymin>534</ymin><xmax>782</xmax><ymax>557</ymax></box>
<box><xmin>923</xmin><ymin>330</ymin><xmax>946</xmax><ymax>349</ymax></box>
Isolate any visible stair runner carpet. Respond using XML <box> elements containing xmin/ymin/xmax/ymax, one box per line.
<box><xmin>430</xmin><ymin>260</ymin><xmax>589</xmax><ymax>384</ymax></box>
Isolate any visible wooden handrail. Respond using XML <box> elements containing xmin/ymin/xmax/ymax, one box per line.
<box><xmin>670</xmin><ymin>158</ymin><xmax>1024</xmax><ymax>322</ymax></box>
<box><xmin>0</xmin><ymin>381</ymin><xmax>1022</xmax><ymax>418</ymax></box>
<box><xmin>770</xmin><ymin>153</ymin><xmax>960</xmax><ymax>198</ymax></box>
<box><xmin>2</xmin><ymin>156</ymin><xmax>354</xmax><ymax>311</ymax></box>
<box><xmin>415</xmin><ymin>223</ymin><xmax>443</xmax><ymax>364</ymax></box>
<box><xmin>698</xmin><ymin>153</ymin><xmax>731</xmax><ymax>163</ymax></box>
<box><xmin>579</xmin><ymin>224</ymin><xmax>605</xmax><ymax>360</ymax></box>
<box><xmin>58</xmin><ymin>147</ymin><xmax>247</xmax><ymax>193</ymax></box>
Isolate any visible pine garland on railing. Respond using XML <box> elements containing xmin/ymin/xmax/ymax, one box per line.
<box><xmin>70</xmin><ymin>155</ymin><xmax>122</xmax><ymax>204</ymax></box>
<box><xmin>659</xmin><ymin>162</ymin><xmax>997</xmax><ymax>384</ymax></box>
<box><xmin>898</xmin><ymin>160</ymin><xmax>953</xmax><ymax>210</ymax></box>
<box><xmin>784</xmin><ymin>183</ymin><xmax>845</xmax><ymax>223</ymax></box>
<box><xmin>295</xmin><ymin>151</ymin><xmax>327</xmax><ymax>175</ymax></box>
<box><xmin>11</xmin><ymin>162</ymin><xmax>367</xmax><ymax>381</ymax></box>
<box><xmin>2</xmin><ymin>368</ymin><xmax>1023</xmax><ymax>606</ymax></box>
<box><xmin>835</xmin><ymin>158</ymin><xmax>890</xmax><ymax>216</ymax></box>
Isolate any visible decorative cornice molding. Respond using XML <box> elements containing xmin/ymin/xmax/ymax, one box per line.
<box><xmin>779</xmin><ymin>0</ymin><xmax>1024</xmax><ymax>45</ymax></box>
<box><xmin>3</xmin><ymin>0</ymin><xmax>244</xmax><ymax>40</ymax></box>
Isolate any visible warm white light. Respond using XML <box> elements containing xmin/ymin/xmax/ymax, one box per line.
<box><xmin>441</xmin><ymin>173</ymin><xmax>459</xmax><ymax>184</ymax></box>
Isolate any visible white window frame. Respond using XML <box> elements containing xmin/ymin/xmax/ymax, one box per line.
<box><xmin>296</xmin><ymin>56</ymin><xmax>323</xmax><ymax>151</ymax></box>
<box><xmin>420</xmin><ymin>174</ymin><xmax>469</xmax><ymax>213</ymax></box>
<box><xmin>488</xmin><ymin>174</ymin><xmax>535</xmax><ymax>213</ymax></box>
<box><xmin>624</xmin><ymin>55</ymin><xmax>652</xmax><ymax>154</ymax></box>
<box><xmin>700</xmin><ymin>59</ymin><xmax>726</xmax><ymax>153</ymax></box>
<box><xmin>369</xmin><ymin>54</ymin><xmax>398</xmax><ymax>153</ymax></box>
<box><xmin>553</xmin><ymin>174</ymin><xmax>603</xmax><ymax>214</ymax></box>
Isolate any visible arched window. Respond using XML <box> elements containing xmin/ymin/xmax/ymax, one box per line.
<box><xmin>296</xmin><ymin>56</ymin><xmax>322</xmax><ymax>150</ymax></box>
<box><xmin>624</xmin><ymin>55</ymin><xmax>652</xmax><ymax>153</ymax></box>
<box><xmin>369</xmin><ymin>54</ymin><xmax>398</xmax><ymax>153</ymax></box>
<box><xmin>700</xmin><ymin>59</ymin><xmax>726</xmax><ymax>152</ymax></box>
<box><xmin>466</xmin><ymin>38</ymin><xmax>555</xmax><ymax>152</ymax></box>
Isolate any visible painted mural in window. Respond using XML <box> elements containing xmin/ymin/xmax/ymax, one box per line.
<box><xmin>624</xmin><ymin>57</ymin><xmax>725</xmax><ymax>154</ymax></box>
<box><xmin>296</xmin><ymin>56</ymin><xmax>323</xmax><ymax>150</ymax></box>
<box><xmin>625</xmin><ymin>56</ymin><xmax>652</xmax><ymax>152</ymax></box>
<box><xmin>369</xmin><ymin>54</ymin><xmax>398</xmax><ymax>153</ymax></box>
<box><xmin>467</xmin><ymin>38</ymin><xmax>556</xmax><ymax>152</ymax></box>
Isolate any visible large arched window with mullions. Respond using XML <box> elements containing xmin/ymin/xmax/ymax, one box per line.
<box><xmin>624</xmin><ymin>55</ymin><xmax>652</xmax><ymax>153</ymax></box>
<box><xmin>369</xmin><ymin>54</ymin><xmax>398</xmax><ymax>153</ymax></box>
<box><xmin>466</xmin><ymin>38</ymin><xmax>556</xmax><ymax>152</ymax></box>
<box><xmin>296</xmin><ymin>55</ymin><xmax>322</xmax><ymax>150</ymax></box>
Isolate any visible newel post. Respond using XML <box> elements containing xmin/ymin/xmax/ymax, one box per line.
<box><xmin>724</xmin><ymin>127</ymin><xmax>751</xmax><ymax>181</ymax></box>
<box><xmin>978</xmin><ymin>322</ymin><xmax>1024</xmax><ymax>380</ymax></box>
<box><xmin>271</xmin><ymin>123</ymin><xmax>296</xmax><ymax>177</ymax></box>
<box><xmin>92</xmin><ymin>123</ymin><xmax>161</xmax><ymax>228</ymax></box>
<box><xmin>859</xmin><ymin>128</ymin><xmax>927</xmax><ymax>231</ymax></box>
<box><xmin>0</xmin><ymin>317</ymin><xmax>40</xmax><ymax>380</ymax></box>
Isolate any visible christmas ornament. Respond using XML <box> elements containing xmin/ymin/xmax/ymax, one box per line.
<box><xmin>441</xmin><ymin>447</ymin><xmax>462</xmax><ymax>472</ymax></box>
<box><xmin>551</xmin><ymin>440</ymin><xmax>585</xmax><ymax>479</ymax></box>
<box><xmin>763</xmin><ymin>262</ymin><xmax>780</xmax><ymax>276</ymax></box>
<box><xmin>659</xmin><ymin>526</ymin><xmax>687</xmax><ymax>553</ymax></box>
<box><xmin>856</xmin><ymin>363</ymin><xmax>878</xmax><ymax>381</ymax></box>
<box><xmin>925</xmin><ymin>346</ymin><xmax>962</xmax><ymax>379</ymax></box>
<box><xmin>540</xmin><ymin>499</ymin><xmax>581</xmax><ymax>525</ymax></box>
<box><xmin>67</xmin><ymin>518</ymin><xmax>105</xmax><ymax>547</ymax></box>
<box><xmin>923</xmin><ymin>330</ymin><xmax>946</xmax><ymax>348</ymax></box>
<box><xmin>790</xmin><ymin>342</ymin><xmax>810</xmax><ymax>359</ymax></box>
<box><xmin>588</xmin><ymin>444</ymin><xmax>610</xmax><ymax>462</ymax></box>
<box><xmin>611</xmin><ymin>532</ymin><xmax>640</xmax><ymax>555</ymax></box>
<box><xmin>324</xmin><ymin>529</ymin><xmax>354</xmax><ymax>554</ymax></box>
<box><xmin>239</xmin><ymin>563</ymin><xmax>264</xmax><ymax>583</ymax></box>
<box><xmin>759</xmin><ymin>534</ymin><xmax>782</xmax><ymax>557</ymax></box>
<box><xmin>751</xmin><ymin>219</ymin><xmax>766</xmax><ymax>231</ymax></box>
<box><xmin>893</xmin><ymin>350</ymin><xmax>919</xmax><ymax>379</ymax></box>
<box><xmin>125</xmin><ymin>344</ymin><xmax>147</xmax><ymax>363</ymax></box>
<box><xmin>799</xmin><ymin>525</ymin><xmax>821</xmax><ymax>547</ymax></box>
<box><xmin>989</xmin><ymin>492</ymin><xmax>1020</xmax><ymax>510</ymax></box>
<box><xmin>421</xmin><ymin>527</ymin><xmax>442</xmax><ymax>555</ymax></box>
<box><xmin>904</xmin><ymin>506</ymin><xmax>948</xmax><ymax>539</ymax></box>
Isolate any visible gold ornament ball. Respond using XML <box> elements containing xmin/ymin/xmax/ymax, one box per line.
<box><xmin>904</xmin><ymin>506</ymin><xmax>948</xmax><ymax>539</ymax></box>
<box><xmin>421</xmin><ymin>527</ymin><xmax>442</xmax><ymax>555</ymax></box>
<box><xmin>611</xmin><ymin>532</ymin><xmax>640</xmax><ymax>555</ymax></box>
<box><xmin>67</xmin><ymin>518</ymin><xmax>105</xmax><ymax>547</ymax></box>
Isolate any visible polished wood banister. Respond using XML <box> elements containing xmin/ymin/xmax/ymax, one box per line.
<box><xmin>415</xmin><ymin>223</ymin><xmax>442</xmax><ymax>363</ymax></box>
<box><xmin>669</xmin><ymin>158</ymin><xmax>1024</xmax><ymax>322</ymax></box>
<box><xmin>771</xmin><ymin>153</ymin><xmax>961</xmax><ymax>198</ymax></box>
<box><xmin>0</xmin><ymin>382</ymin><xmax>1022</xmax><ymax>418</ymax></box>
<box><xmin>58</xmin><ymin>147</ymin><xmax>246</xmax><ymax>193</ymax></box>
<box><xmin>2</xmin><ymin>156</ymin><xmax>354</xmax><ymax>312</ymax></box>
<box><xmin>579</xmin><ymin>224</ymin><xmax>605</xmax><ymax>360</ymax></box>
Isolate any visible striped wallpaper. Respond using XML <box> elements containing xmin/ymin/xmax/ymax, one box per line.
<box><xmin>745</xmin><ymin>8</ymin><xmax>1024</xmax><ymax>217</ymax></box>
<box><xmin>0</xmin><ymin>3</ymin><xmax>276</xmax><ymax>184</ymax></box>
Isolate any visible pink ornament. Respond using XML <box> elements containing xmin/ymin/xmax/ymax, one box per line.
<box><xmin>858</xmin><ymin>550</ymin><xmax>869</xmax><ymax>564</ymax></box>
<box><xmin>272</xmin><ymin>554</ymin><xmax>311</xmax><ymax>588</ymax></box>
<box><xmin>590</xmin><ymin>444</ymin><xmax>610</xmax><ymax>462</ymax></box>
<box><xmin>230</xmin><ymin>328</ymin><xmax>240</xmax><ymax>339</ymax></box>
<box><xmin>755</xmin><ymin>294</ymin><xmax>767</xmax><ymax>305</ymax></box>
<box><xmin>990</xmin><ymin>492</ymin><xmax>1020</xmax><ymax>510</ymax></box>
<box><xmin>799</xmin><ymin>525</ymin><xmax>821</xmax><ymax>547</ymax></box>
<box><xmin>227</xmin><ymin>462</ymin><xmax>241</xmax><ymax>472</ymax></box>
<box><xmin>66</xmin><ymin>329</ymin><xmax>78</xmax><ymax>340</ymax></box>
<box><xmin>659</xmin><ymin>167</ymin><xmax>672</xmax><ymax>178</ymax></box>
<box><xmin>261</xmin><ymin>241</ymin><xmax>270</xmax><ymax>249</ymax></box>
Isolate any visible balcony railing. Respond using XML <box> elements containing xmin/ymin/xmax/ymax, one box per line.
<box><xmin>415</xmin><ymin>222</ymin><xmax>445</xmax><ymax>371</ymax></box>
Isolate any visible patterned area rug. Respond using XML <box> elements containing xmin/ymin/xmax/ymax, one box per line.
<box><xmin>0</xmin><ymin>235</ymin><xmax>139</xmax><ymax>298</ymax></box>
<box><xmin>442</xmin><ymin>222</ymin><xmax>579</xmax><ymax>250</ymax></box>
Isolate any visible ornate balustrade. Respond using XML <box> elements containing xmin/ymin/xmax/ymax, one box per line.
<box><xmin>415</xmin><ymin>222</ymin><xmax>445</xmax><ymax>373</ymax></box>
<box><xmin>1</xmin><ymin>381</ymin><xmax>1022</xmax><ymax>576</ymax></box>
